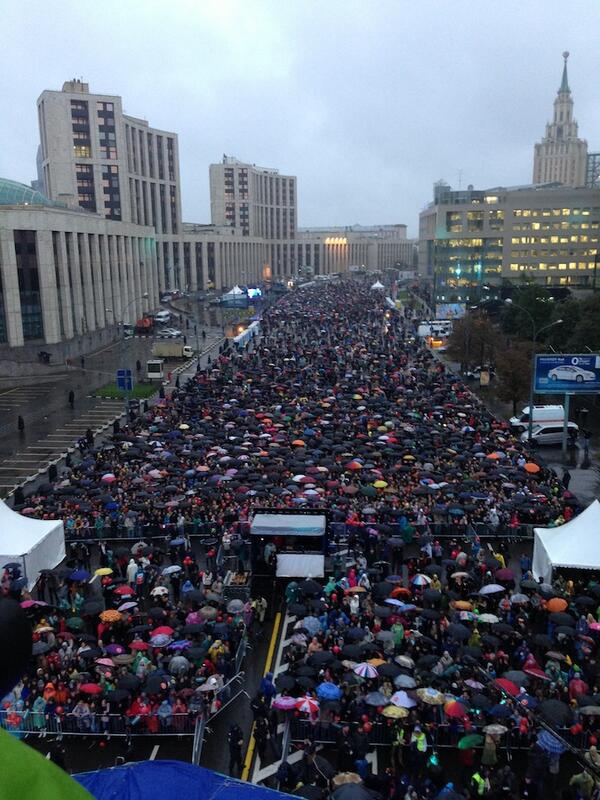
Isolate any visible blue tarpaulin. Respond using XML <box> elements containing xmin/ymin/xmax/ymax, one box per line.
<box><xmin>75</xmin><ymin>760</ymin><xmax>293</xmax><ymax>800</ymax></box>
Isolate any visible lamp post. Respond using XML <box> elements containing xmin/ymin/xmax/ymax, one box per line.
<box><xmin>505</xmin><ymin>299</ymin><xmax>563</xmax><ymax>444</ymax></box>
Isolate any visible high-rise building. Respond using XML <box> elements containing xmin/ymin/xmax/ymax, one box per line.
<box><xmin>533</xmin><ymin>52</ymin><xmax>587</xmax><ymax>187</ymax></box>
<box><xmin>209</xmin><ymin>156</ymin><xmax>296</xmax><ymax>239</ymax></box>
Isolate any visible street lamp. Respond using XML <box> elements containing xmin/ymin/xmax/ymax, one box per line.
<box><xmin>505</xmin><ymin>299</ymin><xmax>563</xmax><ymax>443</ymax></box>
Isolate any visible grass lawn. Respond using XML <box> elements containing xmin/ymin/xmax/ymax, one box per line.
<box><xmin>93</xmin><ymin>382</ymin><xmax>158</xmax><ymax>400</ymax></box>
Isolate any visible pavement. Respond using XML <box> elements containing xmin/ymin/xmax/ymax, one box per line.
<box><xmin>0</xmin><ymin>323</ymin><xmax>224</xmax><ymax>501</ymax></box>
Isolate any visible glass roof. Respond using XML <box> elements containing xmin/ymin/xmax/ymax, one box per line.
<box><xmin>0</xmin><ymin>177</ymin><xmax>64</xmax><ymax>207</ymax></box>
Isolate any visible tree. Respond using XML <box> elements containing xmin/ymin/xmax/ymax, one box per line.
<box><xmin>501</xmin><ymin>284</ymin><xmax>554</xmax><ymax>340</ymax></box>
<box><xmin>495</xmin><ymin>340</ymin><xmax>533</xmax><ymax>416</ymax></box>
<box><xmin>446</xmin><ymin>313</ymin><xmax>498</xmax><ymax>371</ymax></box>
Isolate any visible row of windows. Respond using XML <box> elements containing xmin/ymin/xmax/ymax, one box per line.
<box><xmin>513</xmin><ymin>208</ymin><xmax>596</xmax><ymax>217</ymax></box>
<box><xmin>509</xmin><ymin>262</ymin><xmax>597</xmax><ymax>272</ymax></box>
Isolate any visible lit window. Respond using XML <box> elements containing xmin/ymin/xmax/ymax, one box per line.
<box><xmin>558</xmin><ymin>263</ymin><xmax>567</xmax><ymax>270</ymax></box>
<box><xmin>569</xmin><ymin>262</ymin><xmax>577</xmax><ymax>270</ymax></box>
<box><xmin>73</xmin><ymin>146</ymin><xmax>90</xmax><ymax>158</ymax></box>
<box><xmin>562</xmin><ymin>208</ymin><xmax>570</xmax><ymax>215</ymax></box>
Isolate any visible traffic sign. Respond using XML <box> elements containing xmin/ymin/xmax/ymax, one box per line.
<box><xmin>116</xmin><ymin>369</ymin><xmax>133</xmax><ymax>392</ymax></box>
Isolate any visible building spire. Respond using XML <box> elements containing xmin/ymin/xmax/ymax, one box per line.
<box><xmin>560</xmin><ymin>50</ymin><xmax>570</xmax><ymax>93</ymax></box>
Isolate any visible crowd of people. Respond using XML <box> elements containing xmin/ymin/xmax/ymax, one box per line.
<box><xmin>1</xmin><ymin>278</ymin><xmax>597</xmax><ymax>799</ymax></box>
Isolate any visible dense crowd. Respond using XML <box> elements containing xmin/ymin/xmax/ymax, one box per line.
<box><xmin>1</xmin><ymin>279</ymin><xmax>597</xmax><ymax>799</ymax></box>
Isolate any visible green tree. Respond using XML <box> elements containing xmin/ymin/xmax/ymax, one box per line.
<box><xmin>565</xmin><ymin>294</ymin><xmax>600</xmax><ymax>352</ymax></box>
<box><xmin>495</xmin><ymin>340</ymin><xmax>533</xmax><ymax>416</ymax></box>
<box><xmin>446</xmin><ymin>313</ymin><xmax>498</xmax><ymax>371</ymax></box>
<box><xmin>501</xmin><ymin>284</ymin><xmax>554</xmax><ymax>340</ymax></box>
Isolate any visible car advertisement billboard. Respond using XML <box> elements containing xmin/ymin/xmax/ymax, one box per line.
<box><xmin>534</xmin><ymin>353</ymin><xmax>600</xmax><ymax>394</ymax></box>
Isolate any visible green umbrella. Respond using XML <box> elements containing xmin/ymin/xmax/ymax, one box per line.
<box><xmin>359</xmin><ymin>485</ymin><xmax>377</xmax><ymax>497</ymax></box>
<box><xmin>66</xmin><ymin>617</ymin><xmax>84</xmax><ymax>631</ymax></box>
<box><xmin>458</xmin><ymin>733</ymin><xmax>484</xmax><ymax>749</ymax></box>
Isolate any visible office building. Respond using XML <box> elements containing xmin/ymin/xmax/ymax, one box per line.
<box><xmin>532</xmin><ymin>53</ymin><xmax>587</xmax><ymax>187</ymax></box>
<box><xmin>209</xmin><ymin>156</ymin><xmax>296</xmax><ymax>240</ymax></box>
<box><xmin>586</xmin><ymin>153</ymin><xmax>600</xmax><ymax>189</ymax></box>
<box><xmin>418</xmin><ymin>181</ymin><xmax>600</xmax><ymax>300</ymax></box>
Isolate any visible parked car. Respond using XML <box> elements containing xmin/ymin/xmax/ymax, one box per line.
<box><xmin>520</xmin><ymin>421</ymin><xmax>579</xmax><ymax>446</ymax></box>
<box><xmin>548</xmin><ymin>365</ymin><xmax>595</xmax><ymax>383</ymax></box>
<box><xmin>465</xmin><ymin>365</ymin><xmax>496</xmax><ymax>380</ymax></box>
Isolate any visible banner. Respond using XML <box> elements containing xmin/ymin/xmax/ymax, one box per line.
<box><xmin>534</xmin><ymin>353</ymin><xmax>600</xmax><ymax>394</ymax></box>
<box><xmin>435</xmin><ymin>303</ymin><xmax>466</xmax><ymax>319</ymax></box>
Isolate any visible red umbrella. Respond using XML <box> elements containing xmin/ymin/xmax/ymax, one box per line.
<box><xmin>445</xmin><ymin>700</ymin><xmax>468</xmax><ymax>718</ymax></box>
<box><xmin>494</xmin><ymin>678</ymin><xmax>519</xmax><ymax>696</ymax></box>
<box><xmin>524</xmin><ymin>665</ymin><xmax>551</xmax><ymax>681</ymax></box>
<box><xmin>130</xmin><ymin>641</ymin><xmax>149</xmax><ymax>651</ymax></box>
<box><xmin>569</xmin><ymin>677</ymin><xmax>589</xmax><ymax>696</ymax></box>
<box><xmin>296</xmin><ymin>696</ymin><xmax>319</xmax><ymax>714</ymax></box>
<box><xmin>151</xmin><ymin>626</ymin><xmax>175</xmax><ymax>637</ymax></box>
<box><xmin>80</xmin><ymin>683</ymin><xmax>103</xmax><ymax>695</ymax></box>
<box><xmin>495</xmin><ymin>568</ymin><xmax>515</xmax><ymax>581</ymax></box>
<box><xmin>114</xmin><ymin>585</ymin><xmax>135</xmax><ymax>596</ymax></box>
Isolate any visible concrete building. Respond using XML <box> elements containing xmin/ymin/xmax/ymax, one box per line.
<box><xmin>294</xmin><ymin>225</ymin><xmax>414</xmax><ymax>277</ymax></box>
<box><xmin>418</xmin><ymin>181</ymin><xmax>600</xmax><ymax>301</ymax></box>
<box><xmin>38</xmin><ymin>79</ymin><xmax>182</xmax><ymax>291</ymax></box>
<box><xmin>533</xmin><ymin>53</ymin><xmax>587</xmax><ymax>187</ymax></box>
<box><xmin>209</xmin><ymin>155</ymin><xmax>296</xmax><ymax>239</ymax></box>
<box><xmin>0</xmin><ymin>177</ymin><xmax>156</xmax><ymax>350</ymax></box>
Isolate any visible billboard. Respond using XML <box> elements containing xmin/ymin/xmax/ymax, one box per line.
<box><xmin>534</xmin><ymin>353</ymin><xmax>600</xmax><ymax>394</ymax></box>
<box><xmin>436</xmin><ymin>303</ymin><xmax>466</xmax><ymax>320</ymax></box>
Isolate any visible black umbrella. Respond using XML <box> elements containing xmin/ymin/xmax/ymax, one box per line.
<box><xmin>295</xmin><ymin>665</ymin><xmax>318</xmax><ymax>677</ymax></box>
<box><xmin>471</xmin><ymin>693</ymin><xmax>492</xmax><ymax>710</ymax></box>
<box><xmin>275</xmin><ymin>674</ymin><xmax>296</xmax><ymax>691</ymax></box>
<box><xmin>447</xmin><ymin>623</ymin><xmax>470</xmax><ymax>641</ymax></box>
<box><xmin>341</xmin><ymin>644</ymin><xmax>362</xmax><ymax>660</ymax></box>
<box><xmin>378</xmin><ymin>662</ymin><xmax>401</xmax><ymax>678</ymax></box>
<box><xmin>423</xmin><ymin>588</ymin><xmax>442</xmax><ymax>603</ymax></box>
<box><xmin>299</xmin><ymin>579</ymin><xmax>322</xmax><ymax>596</ymax></box>
<box><xmin>539</xmin><ymin>699</ymin><xmax>570</xmax><ymax>726</ymax></box>
<box><xmin>81</xmin><ymin>600</ymin><xmax>105</xmax><ymax>616</ymax></box>
<box><xmin>307</xmin><ymin>651</ymin><xmax>335</xmax><ymax>666</ymax></box>
<box><xmin>420</xmin><ymin>608</ymin><xmax>441</xmax><ymax>621</ymax></box>
<box><xmin>296</xmin><ymin>677</ymin><xmax>315</xmax><ymax>690</ymax></box>
<box><xmin>118</xmin><ymin>675</ymin><xmax>141</xmax><ymax>691</ymax></box>
<box><xmin>373</xmin><ymin>605</ymin><xmax>392</xmax><ymax>618</ymax></box>
<box><xmin>289</xmin><ymin>603</ymin><xmax>308</xmax><ymax>617</ymax></box>
<box><xmin>549</xmin><ymin>612</ymin><xmax>575</xmax><ymax>627</ymax></box>
<box><xmin>106</xmin><ymin>689</ymin><xmax>130</xmax><ymax>703</ymax></box>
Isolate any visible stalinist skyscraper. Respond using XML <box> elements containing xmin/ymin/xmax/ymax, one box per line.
<box><xmin>533</xmin><ymin>52</ymin><xmax>587</xmax><ymax>187</ymax></box>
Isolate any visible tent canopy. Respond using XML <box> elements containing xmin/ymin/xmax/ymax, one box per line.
<box><xmin>0</xmin><ymin>501</ymin><xmax>65</xmax><ymax>588</ymax></box>
<box><xmin>224</xmin><ymin>285</ymin><xmax>245</xmax><ymax>296</ymax></box>
<box><xmin>370</xmin><ymin>281</ymin><xmax>384</xmax><ymax>290</ymax></box>
<box><xmin>75</xmin><ymin>761</ymin><xmax>292</xmax><ymax>800</ymax></box>
<box><xmin>532</xmin><ymin>500</ymin><xmax>600</xmax><ymax>581</ymax></box>
<box><xmin>251</xmin><ymin>513</ymin><xmax>326</xmax><ymax>537</ymax></box>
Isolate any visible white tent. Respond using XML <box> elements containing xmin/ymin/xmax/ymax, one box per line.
<box><xmin>532</xmin><ymin>500</ymin><xmax>600</xmax><ymax>581</ymax></box>
<box><xmin>224</xmin><ymin>285</ymin><xmax>245</xmax><ymax>296</ymax></box>
<box><xmin>370</xmin><ymin>280</ymin><xmax>384</xmax><ymax>290</ymax></box>
<box><xmin>0</xmin><ymin>501</ymin><xmax>65</xmax><ymax>588</ymax></box>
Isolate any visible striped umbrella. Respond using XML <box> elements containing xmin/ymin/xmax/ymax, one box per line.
<box><xmin>411</xmin><ymin>574</ymin><xmax>431</xmax><ymax>586</ymax></box>
<box><xmin>296</xmin><ymin>696</ymin><xmax>319</xmax><ymax>714</ymax></box>
<box><xmin>353</xmin><ymin>662</ymin><xmax>379</xmax><ymax>679</ymax></box>
<box><xmin>273</xmin><ymin>696</ymin><xmax>297</xmax><ymax>710</ymax></box>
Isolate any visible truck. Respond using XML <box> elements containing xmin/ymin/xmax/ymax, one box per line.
<box><xmin>134</xmin><ymin>316</ymin><xmax>154</xmax><ymax>335</ymax></box>
<box><xmin>151</xmin><ymin>341</ymin><xmax>194</xmax><ymax>359</ymax></box>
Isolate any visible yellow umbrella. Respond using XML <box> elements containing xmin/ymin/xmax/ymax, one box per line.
<box><xmin>353</xmin><ymin>394</ymin><xmax>363</xmax><ymax>400</ymax></box>
<box><xmin>367</xmin><ymin>658</ymin><xmax>386</xmax><ymax>667</ymax></box>
<box><xmin>95</xmin><ymin>567</ymin><xmax>113</xmax><ymax>576</ymax></box>
<box><xmin>382</xmin><ymin>705</ymin><xmax>409</xmax><ymax>719</ymax></box>
<box><xmin>373</xmin><ymin>480</ymin><xmax>388</xmax><ymax>489</ymax></box>
<box><xmin>179</xmin><ymin>423</ymin><xmax>190</xmax><ymax>430</ymax></box>
<box><xmin>403</xmin><ymin>454</ymin><xmax>416</xmax><ymax>461</ymax></box>
<box><xmin>100</xmin><ymin>610</ymin><xmax>122</xmax><ymax>623</ymax></box>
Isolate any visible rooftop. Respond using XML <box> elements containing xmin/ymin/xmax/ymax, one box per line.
<box><xmin>0</xmin><ymin>177</ymin><xmax>65</xmax><ymax>208</ymax></box>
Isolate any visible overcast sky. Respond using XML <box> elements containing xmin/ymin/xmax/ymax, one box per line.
<box><xmin>1</xmin><ymin>0</ymin><xmax>599</xmax><ymax>235</ymax></box>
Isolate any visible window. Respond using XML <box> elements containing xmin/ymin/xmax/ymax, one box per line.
<box><xmin>76</xmin><ymin>164</ymin><xmax>96</xmax><ymax>212</ymax></box>
<box><xmin>102</xmin><ymin>165</ymin><xmax>121</xmax><ymax>220</ymax></box>
<box><xmin>156</xmin><ymin>135</ymin><xmax>164</xmax><ymax>180</ymax></box>
<box><xmin>167</xmin><ymin>138</ymin><xmax>175</xmax><ymax>182</ymax></box>
<box><xmin>14</xmin><ymin>230</ymin><xmax>44</xmax><ymax>340</ymax></box>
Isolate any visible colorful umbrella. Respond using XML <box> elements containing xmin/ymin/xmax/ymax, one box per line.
<box><xmin>273</xmin><ymin>696</ymin><xmax>297</xmax><ymax>710</ymax></box>
<box><xmin>381</xmin><ymin>705</ymin><xmax>408</xmax><ymax>719</ymax></box>
<box><xmin>100</xmin><ymin>610</ymin><xmax>122</xmax><ymax>623</ymax></box>
<box><xmin>296</xmin><ymin>696</ymin><xmax>319</xmax><ymax>714</ymax></box>
<box><xmin>353</xmin><ymin>662</ymin><xmax>379</xmax><ymax>679</ymax></box>
<box><xmin>458</xmin><ymin>733</ymin><xmax>484</xmax><ymax>749</ymax></box>
<box><xmin>411</xmin><ymin>574</ymin><xmax>431</xmax><ymax>586</ymax></box>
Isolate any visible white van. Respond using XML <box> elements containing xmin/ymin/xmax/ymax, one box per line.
<box><xmin>155</xmin><ymin>310</ymin><xmax>171</xmax><ymax>324</ymax></box>
<box><xmin>510</xmin><ymin>405</ymin><xmax>564</xmax><ymax>432</ymax></box>
<box><xmin>520</xmin><ymin>421</ymin><xmax>579</xmax><ymax>447</ymax></box>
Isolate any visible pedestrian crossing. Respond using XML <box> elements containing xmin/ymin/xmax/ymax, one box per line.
<box><xmin>0</xmin><ymin>400</ymin><xmax>125</xmax><ymax>498</ymax></box>
<box><xmin>0</xmin><ymin>383</ymin><xmax>61</xmax><ymax>414</ymax></box>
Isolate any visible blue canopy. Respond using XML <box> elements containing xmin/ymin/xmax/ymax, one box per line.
<box><xmin>75</xmin><ymin>761</ymin><xmax>293</xmax><ymax>800</ymax></box>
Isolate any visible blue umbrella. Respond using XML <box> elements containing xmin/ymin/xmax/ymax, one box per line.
<box><xmin>536</xmin><ymin>730</ymin><xmax>567</xmax><ymax>754</ymax></box>
<box><xmin>301</xmin><ymin>616</ymin><xmax>321</xmax><ymax>636</ymax></box>
<box><xmin>162</xmin><ymin>565</ymin><xmax>182</xmax><ymax>575</ymax></box>
<box><xmin>105</xmin><ymin>501</ymin><xmax>119</xmax><ymax>510</ymax></box>
<box><xmin>70</xmin><ymin>569</ymin><xmax>91</xmax><ymax>581</ymax></box>
<box><xmin>169</xmin><ymin>537</ymin><xmax>185</xmax><ymax>547</ymax></box>
<box><xmin>316</xmin><ymin>682</ymin><xmax>342</xmax><ymax>701</ymax></box>
<box><xmin>516</xmin><ymin>692</ymin><xmax>538</xmax><ymax>709</ymax></box>
<box><xmin>489</xmin><ymin>704</ymin><xmax>512</xmax><ymax>718</ymax></box>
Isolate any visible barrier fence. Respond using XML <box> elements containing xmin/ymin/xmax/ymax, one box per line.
<box><xmin>289</xmin><ymin>718</ymin><xmax>592</xmax><ymax>752</ymax></box>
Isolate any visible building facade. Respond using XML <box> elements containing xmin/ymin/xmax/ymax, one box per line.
<box><xmin>209</xmin><ymin>156</ymin><xmax>296</xmax><ymax>240</ymax></box>
<box><xmin>418</xmin><ymin>181</ymin><xmax>600</xmax><ymax>301</ymax></box>
<box><xmin>532</xmin><ymin>53</ymin><xmax>587</xmax><ymax>187</ymax></box>
<box><xmin>0</xmin><ymin>178</ymin><xmax>156</xmax><ymax>348</ymax></box>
